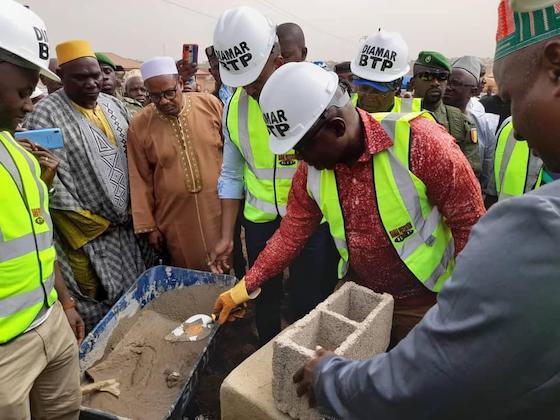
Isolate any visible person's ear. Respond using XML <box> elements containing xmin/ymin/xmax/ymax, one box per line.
<box><xmin>544</xmin><ymin>40</ymin><xmax>560</xmax><ymax>97</ymax></box>
<box><xmin>177</xmin><ymin>77</ymin><xmax>184</xmax><ymax>91</ymax></box>
<box><xmin>325</xmin><ymin>116</ymin><xmax>346</xmax><ymax>138</ymax></box>
<box><xmin>302</xmin><ymin>47</ymin><xmax>308</xmax><ymax>61</ymax></box>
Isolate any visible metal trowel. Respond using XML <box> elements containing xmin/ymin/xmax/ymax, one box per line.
<box><xmin>165</xmin><ymin>306</ymin><xmax>247</xmax><ymax>342</ymax></box>
<box><xmin>165</xmin><ymin>314</ymin><xmax>215</xmax><ymax>342</ymax></box>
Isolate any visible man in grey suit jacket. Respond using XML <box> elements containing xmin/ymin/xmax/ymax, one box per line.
<box><xmin>294</xmin><ymin>2</ymin><xmax>560</xmax><ymax>418</ymax></box>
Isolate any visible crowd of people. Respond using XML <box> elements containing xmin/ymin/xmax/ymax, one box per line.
<box><xmin>1</xmin><ymin>0</ymin><xmax>560</xmax><ymax>418</ymax></box>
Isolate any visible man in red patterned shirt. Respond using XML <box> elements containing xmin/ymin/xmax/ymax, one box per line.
<box><xmin>213</xmin><ymin>62</ymin><xmax>485</xmax><ymax>343</ymax></box>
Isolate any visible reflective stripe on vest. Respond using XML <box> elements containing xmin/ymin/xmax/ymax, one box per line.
<box><xmin>391</xmin><ymin>97</ymin><xmax>422</xmax><ymax>113</ymax></box>
<box><xmin>227</xmin><ymin>88</ymin><xmax>297</xmax><ymax>222</ymax></box>
<box><xmin>0</xmin><ymin>131</ymin><xmax>57</xmax><ymax>343</ymax></box>
<box><xmin>307</xmin><ymin>112</ymin><xmax>455</xmax><ymax>292</ymax></box>
<box><xmin>0</xmin><ymin>273</ymin><xmax>55</xmax><ymax>318</ymax></box>
<box><xmin>494</xmin><ymin>119</ymin><xmax>543</xmax><ymax>201</ymax></box>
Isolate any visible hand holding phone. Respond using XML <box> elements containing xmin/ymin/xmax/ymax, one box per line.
<box><xmin>14</xmin><ymin>133</ymin><xmax>61</xmax><ymax>189</ymax></box>
<box><xmin>15</xmin><ymin>128</ymin><xmax>64</xmax><ymax>150</ymax></box>
<box><xmin>182</xmin><ymin>44</ymin><xmax>199</xmax><ymax>65</ymax></box>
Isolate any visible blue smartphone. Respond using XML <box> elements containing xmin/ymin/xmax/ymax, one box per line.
<box><xmin>15</xmin><ymin>128</ymin><xmax>64</xmax><ymax>150</ymax></box>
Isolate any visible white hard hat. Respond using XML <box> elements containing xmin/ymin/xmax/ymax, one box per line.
<box><xmin>260</xmin><ymin>62</ymin><xmax>350</xmax><ymax>155</ymax></box>
<box><xmin>213</xmin><ymin>6</ymin><xmax>276</xmax><ymax>88</ymax></box>
<box><xmin>350</xmin><ymin>30</ymin><xmax>410</xmax><ymax>83</ymax></box>
<box><xmin>0</xmin><ymin>0</ymin><xmax>60</xmax><ymax>81</ymax></box>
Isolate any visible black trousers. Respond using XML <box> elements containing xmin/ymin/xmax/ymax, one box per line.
<box><xmin>243</xmin><ymin>217</ymin><xmax>339</xmax><ymax>345</ymax></box>
<box><xmin>232</xmin><ymin>211</ymin><xmax>247</xmax><ymax>279</ymax></box>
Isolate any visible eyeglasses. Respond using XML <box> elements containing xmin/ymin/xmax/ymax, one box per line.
<box><xmin>294</xmin><ymin>110</ymin><xmax>329</xmax><ymax>153</ymax></box>
<box><xmin>417</xmin><ymin>72</ymin><xmax>449</xmax><ymax>82</ymax></box>
<box><xmin>148</xmin><ymin>84</ymin><xmax>179</xmax><ymax>103</ymax></box>
<box><xmin>447</xmin><ymin>79</ymin><xmax>477</xmax><ymax>89</ymax></box>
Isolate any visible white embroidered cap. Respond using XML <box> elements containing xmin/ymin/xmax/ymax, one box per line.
<box><xmin>141</xmin><ymin>56</ymin><xmax>178</xmax><ymax>81</ymax></box>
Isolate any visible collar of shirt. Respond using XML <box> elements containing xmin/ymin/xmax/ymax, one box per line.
<box><xmin>353</xmin><ymin>108</ymin><xmax>394</xmax><ymax>163</ymax></box>
<box><xmin>71</xmin><ymin>100</ymin><xmax>100</xmax><ymax>115</ymax></box>
<box><xmin>71</xmin><ymin>99</ymin><xmax>117</xmax><ymax>146</ymax></box>
<box><xmin>218</xmin><ymin>84</ymin><xmax>234</xmax><ymax>105</ymax></box>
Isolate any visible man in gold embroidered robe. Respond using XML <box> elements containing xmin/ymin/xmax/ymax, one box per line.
<box><xmin>127</xmin><ymin>56</ymin><xmax>223</xmax><ymax>270</ymax></box>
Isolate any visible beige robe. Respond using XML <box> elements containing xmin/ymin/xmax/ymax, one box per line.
<box><xmin>127</xmin><ymin>93</ymin><xmax>223</xmax><ymax>270</ymax></box>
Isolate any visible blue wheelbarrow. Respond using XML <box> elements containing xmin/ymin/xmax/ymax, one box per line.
<box><xmin>78</xmin><ymin>266</ymin><xmax>236</xmax><ymax>420</ymax></box>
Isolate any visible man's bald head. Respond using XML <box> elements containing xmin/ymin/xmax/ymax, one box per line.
<box><xmin>125</xmin><ymin>76</ymin><xmax>147</xmax><ymax>105</ymax></box>
<box><xmin>277</xmin><ymin>22</ymin><xmax>307</xmax><ymax>63</ymax></box>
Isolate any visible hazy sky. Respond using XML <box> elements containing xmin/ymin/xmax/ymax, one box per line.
<box><xmin>21</xmin><ymin>0</ymin><xmax>498</xmax><ymax>63</ymax></box>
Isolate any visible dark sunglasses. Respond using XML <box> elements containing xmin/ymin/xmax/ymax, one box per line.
<box><xmin>417</xmin><ymin>72</ymin><xmax>449</xmax><ymax>82</ymax></box>
<box><xmin>148</xmin><ymin>84</ymin><xmax>179</xmax><ymax>104</ymax></box>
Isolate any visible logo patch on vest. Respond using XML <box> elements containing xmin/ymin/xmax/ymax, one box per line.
<box><xmin>278</xmin><ymin>153</ymin><xmax>297</xmax><ymax>166</ymax></box>
<box><xmin>389</xmin><ymin>222</ymin><xmax>414</xmax><ymax>243</ymax></box>
<box><xmin>32</xmin><ymin>208</ymin><xmax>45</xmax><ymax>225</ymax></box>
<box><xmin>215</xmin><ymin>42</ymin><xmax>252</xmax><ymax>72</ymax></box>
<box><xmin>358</xmin><ymin>44</ymin><xmax>398</xmax><ymax>72</ymax></box>
<box><xmin>264</xmin><ymin>109</ymin><xmax>290</xmax><ymax>137</ymax></box>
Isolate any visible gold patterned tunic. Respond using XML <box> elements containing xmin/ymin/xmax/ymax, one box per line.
<box><xmin>127</xmin><ymin>93</ymin><xmax>223</xmax><ymax>270</ymax></box>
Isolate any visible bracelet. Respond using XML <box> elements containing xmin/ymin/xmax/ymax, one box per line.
<box><xmin>62</xmin><ymin>297</ymin><xmax>75</xmax><ymax>311</ymax></box>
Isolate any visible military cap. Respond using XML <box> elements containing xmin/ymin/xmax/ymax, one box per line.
<box><xmin>414</xmin><ymin>51</ymin><xmax>451</xmax><ymax>74</ymax></box>
<box><xmin>95</xmin><ymin>52</ymin><xmax>116</xmax><ymax>70</ymax></box>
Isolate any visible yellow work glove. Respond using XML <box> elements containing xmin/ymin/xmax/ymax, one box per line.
<box><xmin>212</xmin><ymin>278</ymin><xmax>260</xmax><ymax>325</ymax></box>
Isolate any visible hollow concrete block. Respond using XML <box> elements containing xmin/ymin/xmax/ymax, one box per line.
<box><xmin>272</xmin><ymin>282</ymin><xmax>394</xmax><ymax>419</ymax></box>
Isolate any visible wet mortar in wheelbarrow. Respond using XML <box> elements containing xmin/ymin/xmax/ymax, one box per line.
<box><xmin>79</xmin><ymin>266</ymin><xmax>235</xmax><ymax>420</ymax></box>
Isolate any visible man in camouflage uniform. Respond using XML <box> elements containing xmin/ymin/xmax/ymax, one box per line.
<box><xmin>411</xmin><ymin>51</ymin><xmax>481</xmax><ymax>178</ymax></box>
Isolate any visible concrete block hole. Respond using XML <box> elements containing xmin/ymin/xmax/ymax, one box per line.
<box><xmin>290</xmin><ymin>311</ymin><xmax>356</xmax><ymax>352</ymax></box>
<box><xmin>324</xmin><ymin>283</ymin><xmax>384</xmax><ymax>323</ymax></box>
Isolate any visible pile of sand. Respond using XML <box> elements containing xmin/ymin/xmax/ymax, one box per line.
<box><xmin>82</xmin><ymin>284</ymin><xmax>226</xmax><ymax>420</ymax></box>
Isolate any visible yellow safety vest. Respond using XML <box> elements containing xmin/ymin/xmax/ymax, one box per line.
<box><xmin>306</xmin><ymin>112</ymin><xmax>455</xmax><ymax>292</ymax></box>
<box><xmin>226</xmin><ymin>88</ymin><xmax>298</xmax><ymax>223</ymax></box>
<box><xmin>352</xmin><ymin>94</ymin><xmax>422</xmax><ymax>113</ymax></box>
<box><xmin>0</xmin><ymin>131</ymin><xmax>57</xmax><ymax>343</ymax></box>
<box><xmin>494</xmin><ymin>118</ymin><xmax>543</xmax><ymax>200</ymax></box>
<box><xmin>391</xmin><ymin>97</ymin><xmax>422</xmax><ymax>113</ymax></box>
